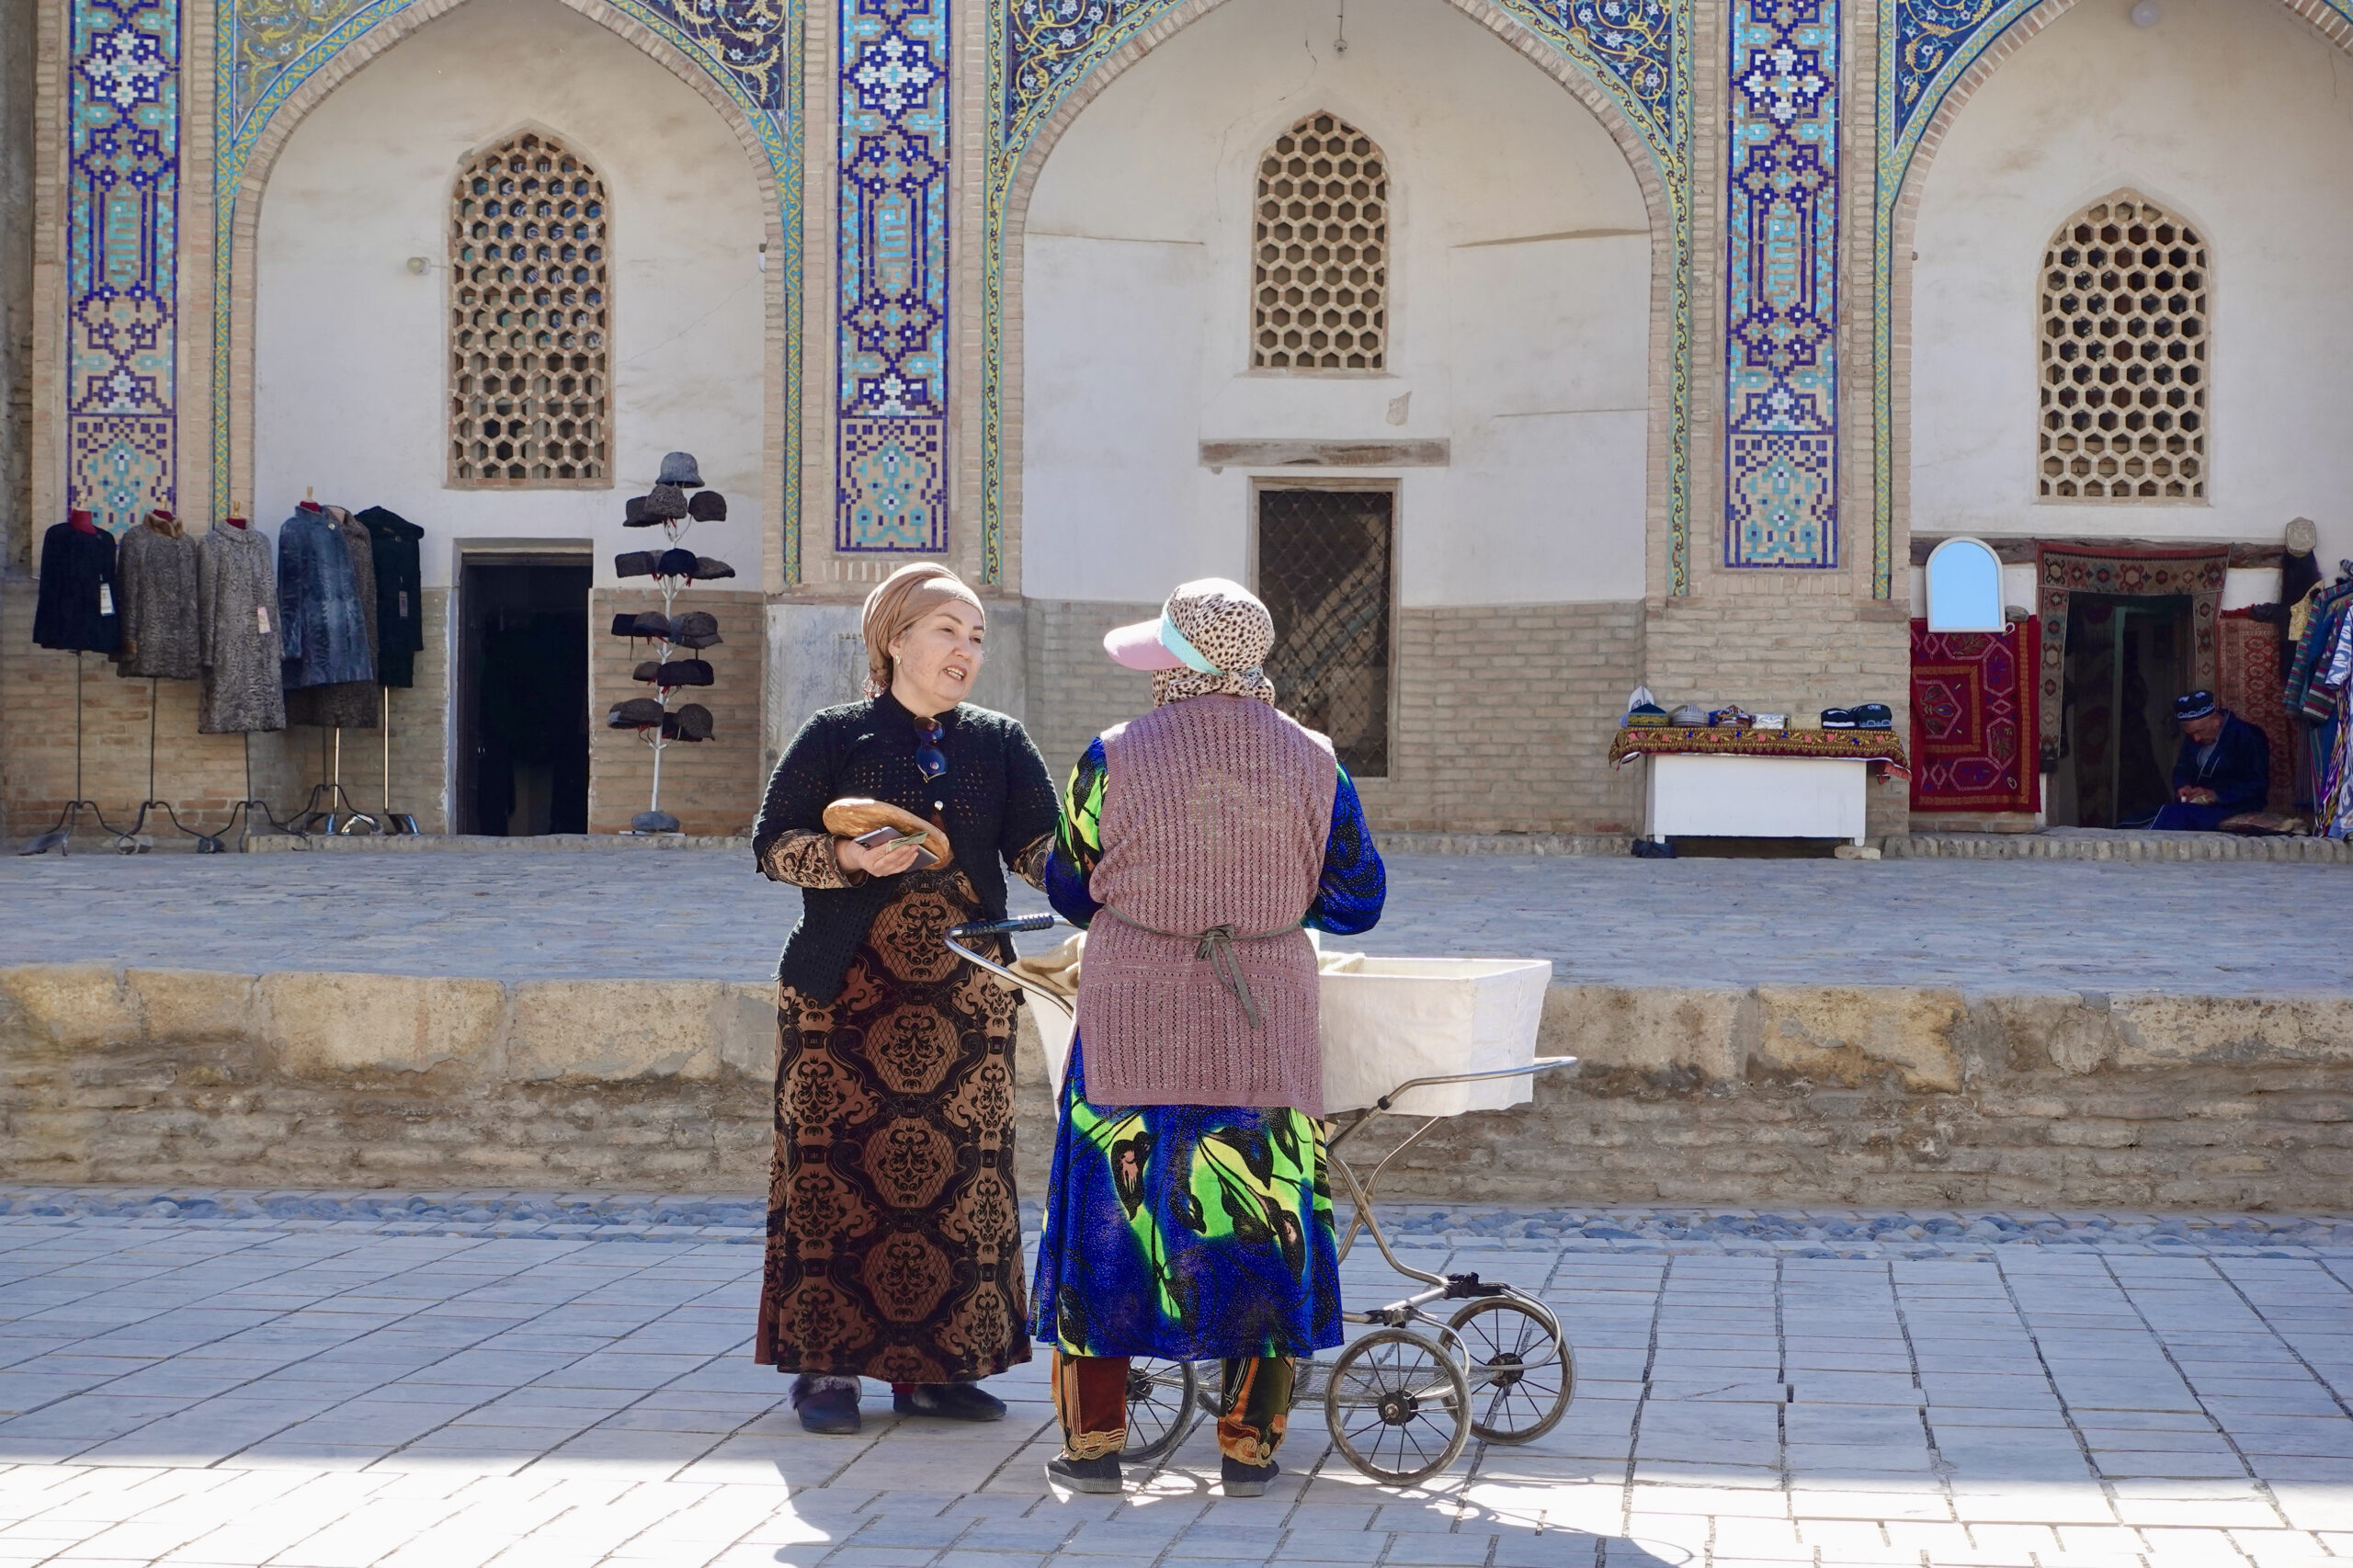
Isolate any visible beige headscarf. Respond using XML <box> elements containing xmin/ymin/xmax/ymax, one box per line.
<box><xmin>1151</xmin><ymin>578</ymin><xmax>1278</xmax><ymax>709</ymax></box>
<box><xmin>859</xmin><ymin>562</ymin><xmax>984</xmax><ymax>698</ymax></box>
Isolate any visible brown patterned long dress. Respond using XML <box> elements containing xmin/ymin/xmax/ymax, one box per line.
<box><xmin>755</xmin><ymin>832</ymin><xmax>1047</xmax><ymax>1382</ymax></box>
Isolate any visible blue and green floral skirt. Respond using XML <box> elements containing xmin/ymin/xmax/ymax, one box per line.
<box><xmin>1029</xmin><ymin>1040</ymin><xmax>1344</xmax><ymax>1361</ymax></box>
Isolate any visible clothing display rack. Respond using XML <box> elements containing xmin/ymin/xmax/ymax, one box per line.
<box><xmin>16</xmin><ymin>653</ymin><xmax>138</xmax><ymax>856</ymax></box>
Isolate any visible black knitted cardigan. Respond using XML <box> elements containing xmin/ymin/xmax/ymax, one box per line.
<box><xmin>751</xmin><ymin>692</ymin><xmax>1058</xmax><ymax>1002</ymax></box>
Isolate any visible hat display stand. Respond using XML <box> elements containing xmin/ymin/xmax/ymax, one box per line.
<box><xmin>611</xmin><ymin>453</ymin><xmax>729</xmax><ymax>835</ymax></box>
<box><xmin>16</xmin><ymin>652</ymin><xmax>141</xmax><ymax>856</ymax></box>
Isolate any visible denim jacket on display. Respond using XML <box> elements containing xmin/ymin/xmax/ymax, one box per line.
<box><xmin>277</xmin><ymin>506</ymin><xmax>375</xmax><ymax>689</ymax></box>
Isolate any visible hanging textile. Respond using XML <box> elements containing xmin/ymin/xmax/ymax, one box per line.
<box><xmin>1909</xmin><ymin>618</ymin><xmax>2039</xmax><ymax>813</ymax></box>
<box><xmin>2215</xmin><ymin>610</ymin><xmax>2293</xmax><ymax>812</ymax></box>
<box><xmin>2034</xmin><ymin>545</ymin><xmax>2225</xmax><ymax>771</ymax></box>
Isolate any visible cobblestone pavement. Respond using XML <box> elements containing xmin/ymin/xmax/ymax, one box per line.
<box><xmin>4</xmin><ymin>851</ymin><xmax>2346</xmax><ymax>995</ymax></box>
<box><xmin>0</xmin><ymin>1200</ymin><xmax>2347</xmax><ymax>1568</ymax></box>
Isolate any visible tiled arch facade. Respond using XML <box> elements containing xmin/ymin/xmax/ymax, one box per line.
<box><xmin>1870</xmin><ymin>0</ymin><xmax>2353</xmax><ymax>597</ymax></box>
<box><xmin>38</xmin><ymin>0</ymin><xmax>803</xmax><ymax>585</ymax></box>
<box><xmin>980</xmin><ymin>0</ymin><xmax>1695</xmax><ymax>593</ymax></box>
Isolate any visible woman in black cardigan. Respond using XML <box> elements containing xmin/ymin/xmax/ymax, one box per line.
<box><xmin>750</xmin><ymin>563</ymin><xmax>1058</xmax><ymax>1436</ymax></box>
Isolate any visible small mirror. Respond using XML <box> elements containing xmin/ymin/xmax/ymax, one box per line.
<box><xmin>1925</xmin><ymin>537</ymin><xmax>2005</xmax><ymax>632</ymax></box>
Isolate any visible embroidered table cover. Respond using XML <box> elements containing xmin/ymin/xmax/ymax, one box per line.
<box><xmin>1608</xmin><ymin>727</ymin><xmax>1910</xmax><ymax>777</ymax></box>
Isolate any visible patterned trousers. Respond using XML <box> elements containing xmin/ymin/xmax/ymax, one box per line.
<box><xmin>1051</xmin><ymin>1350</ymin><xmax>1293</xmax><ymax>1464</ymax></box>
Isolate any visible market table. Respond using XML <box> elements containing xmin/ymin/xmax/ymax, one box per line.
<box><xmin>1608</xmin><ymin>727</ymin><xmax>1911</xmax><ymax>846</ymax></box>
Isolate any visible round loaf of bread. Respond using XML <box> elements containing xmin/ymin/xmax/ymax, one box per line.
<box><xmin>821</xmin><ymin>797</ymin><xmax>954</xmax><ymax>869</ymax></box>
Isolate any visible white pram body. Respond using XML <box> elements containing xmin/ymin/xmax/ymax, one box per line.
<box><xmin>1018</xmin><ymin>931</ymin><xmax>1552</xmax><ymax>1117</ymax></box>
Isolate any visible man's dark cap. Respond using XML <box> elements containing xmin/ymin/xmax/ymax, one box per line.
<box><xmin>2175</xmin><ymin>690</ymin><xmax>2218</xmax><ymax>722</ymax></box>
<box><xmin>608</xmin><ymin>697</ymin><xmax>665</xmax><ymax>729</ymax></box>
<box><xmin>656</xmin><ymin>658</ymin><xmax>714</xmax><ymax>687</ymax></box>
<box><xmin>656</xmin><ymin>547</ymin><xmax>699</xmax><ymax>578</ymax></box>
<box><xmin>688</xmin><ymin>489</ymin><xmax>728</xmax><ymax>523</ymax></box>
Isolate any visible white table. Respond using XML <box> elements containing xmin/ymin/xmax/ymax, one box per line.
<box><xmin>1643</xmin><ymin>753</ymin><xmax>1870</xmax><ymax>845</ymax></box>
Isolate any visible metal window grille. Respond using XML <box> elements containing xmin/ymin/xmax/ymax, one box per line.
<box><xmin>449</xmin><ymin>131</ymin><xmax>609</xmax><ymax>487</ymax></box>
<box><xmin>2038</xmin><ymin>193</ymin><xmax>2206</xmax><ymax>501</ymax></box>
<box><xmin>1257</xmin><ymin>488</ymin><xmax>1392</xmax><ymax>776</ymax></box>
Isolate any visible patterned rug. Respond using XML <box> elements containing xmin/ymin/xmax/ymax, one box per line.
<box><xmin>2035</xmin><ymin>545</ymin><xmax>2226</xmax><ymax>771</ymax></box>
<box><xmin>2217</xmin><ymin>609</ymin><xmax>2294</xmax><ymax>811</ymax></box>
<box><xmin>1909</xmin><ymin>619</ymin><xmax>2038</xmax><ymax>813</ymax></box>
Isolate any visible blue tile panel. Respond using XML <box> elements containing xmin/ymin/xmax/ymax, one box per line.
<box><xmin>69</xmin><ymin>0</ymin><xmax>180</xmax><ymax>529</ymax></box>
<box><xmin>836</xmin><ymin>0</ymin><xmax>950</xmax><ymax>552</ymax></box>
<box><xmin>1725</xmin><ymin>0</ymin><xmax>1839</xmax><ymax>569</ymax></box>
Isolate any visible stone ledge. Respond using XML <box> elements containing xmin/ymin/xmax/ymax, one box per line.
<box><xmin>244</xmin><ymin>832</ymin><xmax>756</xmax><ymax>853</ymax></box>
<box><xmin>4</xmin><ymin>963</ymin><xmax>2347</xmax><ymax>1208</ymax></box>
<box><xmin>1887</xmin><ymin>830</ymin><xmax>2353</xmax><ymax>863</ymax></box>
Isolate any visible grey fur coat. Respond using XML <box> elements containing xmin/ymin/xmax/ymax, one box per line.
<box><xmin>197</xmin><ymin>521</ymin><xmax>287</xmax><ymax>734</ymax></box>
<box><xmin>114</xmin><ymin>514</ymin><xmax>201</xmax><ymax>680</ymax></box>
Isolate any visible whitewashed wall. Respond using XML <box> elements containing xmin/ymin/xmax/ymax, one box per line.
<box><xmin>1910</xmin><ymin>0</ymin><xmax>2353</xmax><ymax>572</ymax></box>
<box><xmin>1018</xmin><ymin>0</ymin><xmax>1654</xmax><ymax>608</ymax></box>
<box><xmin>254</xmin><ymin>0</ymin><xmax>768</xmax><ymax>589</ymax></box>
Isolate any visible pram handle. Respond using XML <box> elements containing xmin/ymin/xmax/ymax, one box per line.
<box><xmin>946</xmin><ymin>914</ymin><xmax>1060</xmax><ymax>938</ymax></box>
<box><xmin>1366</xmin><ymin>1054</ymin><xmax>1579</xmax><ymax>1111</ymax></box>
<box><xmin>943</xmin><ymin>915</ymin><xmax>1075</xmax><ymax>1015</ymax></box>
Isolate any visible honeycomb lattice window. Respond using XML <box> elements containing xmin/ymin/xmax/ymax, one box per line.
<box><xmin>449</xmin><ymin>131</ymin><xmax>608</xmax><ymax>486</ymax></box>
<box><xmin>2038</xmin><ymin>194</ymin><xmax>2206</xmax><ymax>501</ymax></box>
<box><xmin>1253</xmin><ymin>113</ymin><xmax>1388</xmax><ymax>370</ymax></box>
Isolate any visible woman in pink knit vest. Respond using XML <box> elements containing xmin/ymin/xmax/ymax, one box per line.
<box><xmin>1031</xmin><ymin>578</ymin><xmax>1387</xmax><ymax>1496</ymax></box>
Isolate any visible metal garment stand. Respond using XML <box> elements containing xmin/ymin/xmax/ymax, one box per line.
<box><xmin>287</xmin><ymin>726</ymin><xmax>379</xmax><ymax>835</ymax></box>
<box><xmin>17</xmin><ymin>653</ymin><xmax>137</xmax><ymax>856</ymax></box>
<box><xmin>217</xmin><ymin>732</ymin><xmax>297</xmax><ymax>851</ymax></box>
<box><xmin>121</xmin><ymin>676</ymin><xmax>230</xmax><ymax>851</ymax></box>
<box><xmin>379</xmin><ymin>686</ymin><xmax>417</xmax><ymax>834</ymax></box>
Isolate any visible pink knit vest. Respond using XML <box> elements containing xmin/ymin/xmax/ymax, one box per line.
<box><xmin>1078</xmin><ymin>695</ymin><xmax>1337</xmax><ymax>1115</ymax></box>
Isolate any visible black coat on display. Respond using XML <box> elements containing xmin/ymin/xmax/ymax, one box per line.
<box><xmin>357</xmin><ymin>506</ymin><xmax>426</xmax><ymax>689</ymax></box>
<box><xmin>32</xmin><ymin>521</ymin><xmax>120</xmax><ymax>654</ymax></box>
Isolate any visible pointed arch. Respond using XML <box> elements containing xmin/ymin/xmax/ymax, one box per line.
<box><xmin>208</xmin><ymin>0</ymin><xmax>799</xmax><ymax>579</ymax></box>
<box><xmin>1870</xmin><ymin>0</ymin><xmax>2352</xmax><ymax>596</ymax></box>
<box><xmin>981</xmin><ymin>0</ymin><xmax>1691</xmax><ymax>595</ymax></box>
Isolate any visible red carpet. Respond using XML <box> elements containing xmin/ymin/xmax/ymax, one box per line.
<box><xmin>1910</xmin><ymin>619</ymin><xmax>2039</xmax><ymax>813</ymax></box>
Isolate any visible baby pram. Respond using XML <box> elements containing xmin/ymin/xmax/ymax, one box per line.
<box><xmin>946</xmin><ymin>913</ymin><xmax>1580</xmax><ymax>1485</ymax></box>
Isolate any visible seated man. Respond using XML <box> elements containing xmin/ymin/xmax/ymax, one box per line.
<box><xmin>2148</xmin><ymin>689</ymin><xmax>2269</xmax><ymax>831</ymax></box>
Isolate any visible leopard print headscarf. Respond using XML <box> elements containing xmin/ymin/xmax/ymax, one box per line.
<box><xmin>1149</xmin><ymin>578</ymin><xmax>1278</xmax><ymax>709</ymax></box>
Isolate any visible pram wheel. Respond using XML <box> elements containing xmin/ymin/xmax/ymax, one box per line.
<box><xmin>1119</xmin><ymin>1358</ymin><xmax>1200</xmax><ymax>1462</ymax></box>
<box><xmin>1448</xmin><ymin>1295</ymin><xmax>1574</xmax><ymax>1443</ymax></box>
<box><xmin>1325</xmin><ymin>1328</ymin><xmax>1472</xmax><ymax>1485</ymax></box>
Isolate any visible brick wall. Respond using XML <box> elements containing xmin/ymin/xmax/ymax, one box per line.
<box><xmin>1024</xmin><ymin>597</ymin><xmax>1645</xmax><ymax>833</ymax></box>
<box><xmin>588</xmin><ymin>587</ymin><xmax>765</xmax><ymax>835</ymax></box>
